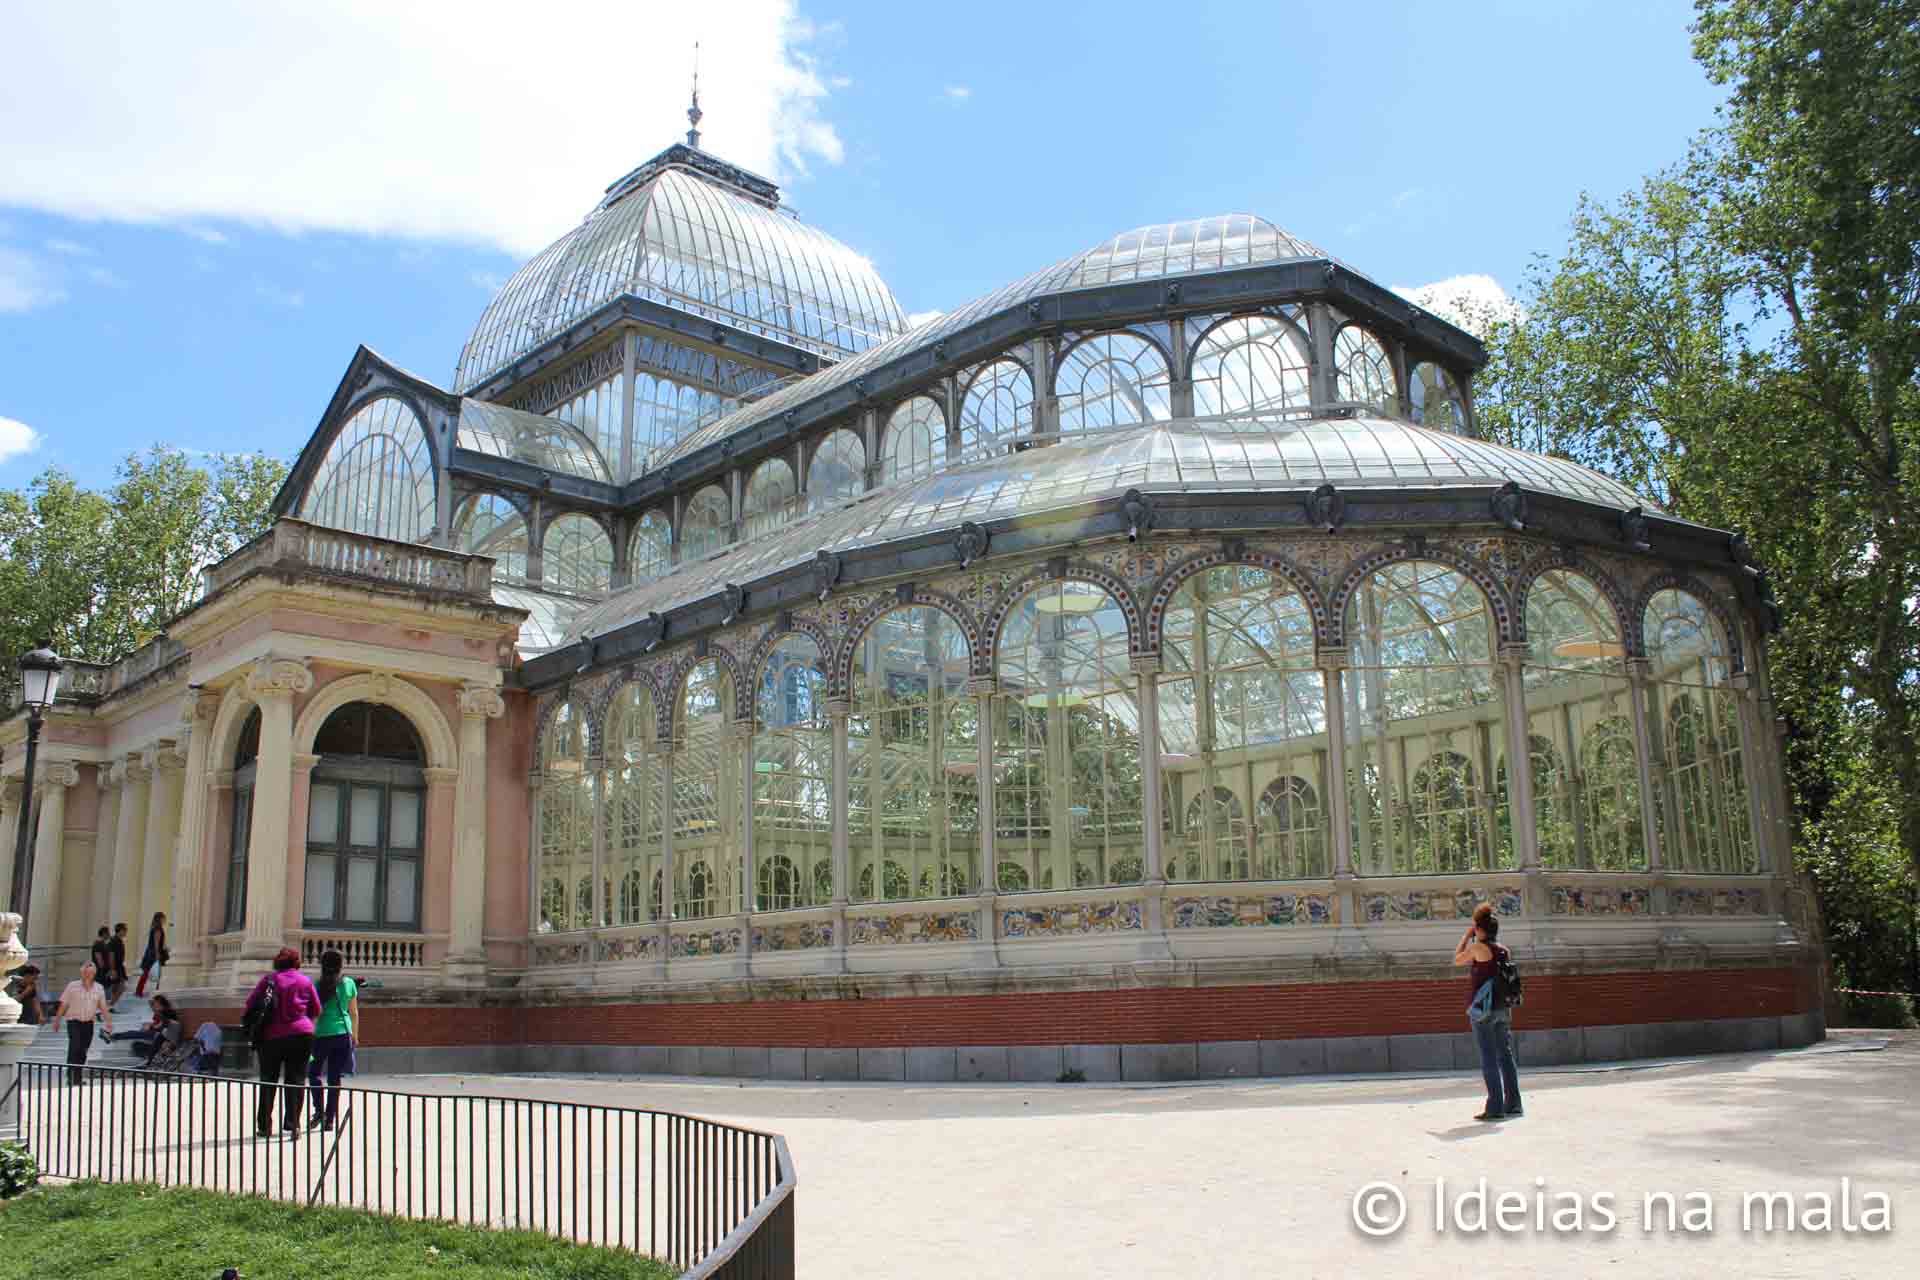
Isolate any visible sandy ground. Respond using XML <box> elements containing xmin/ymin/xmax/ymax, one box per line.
<box><xmin>375</xmin><ymin>1029</ymin><xmax>1918</xmax><ymax>1279</ymax></box>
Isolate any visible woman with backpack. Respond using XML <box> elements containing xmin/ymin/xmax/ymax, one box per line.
<box><xmin>242</xmin><ymin>948</ymin><xmax>322</xmax><ymax>1139</ymax></box>
<box><xmin>304</xmin><ymin>948</ymin><xmax>359</xmax><ymax>1132</ymax></box>
<box><xmin>1454</xmin><ymin>902</ymin><xmax>1522</xmax><ymax>1122</ymax></box>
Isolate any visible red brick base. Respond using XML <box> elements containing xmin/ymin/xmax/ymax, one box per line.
<box><xmin>179</xmin><ymin>965</ymin><xmax>1817</xmax><ymax>1050</ymax></box>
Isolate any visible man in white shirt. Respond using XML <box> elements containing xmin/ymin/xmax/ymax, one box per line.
<box><xmin>52</xmin><ymin>962</ymin><xmax>114</xmax><ymax>1085</ymax></box>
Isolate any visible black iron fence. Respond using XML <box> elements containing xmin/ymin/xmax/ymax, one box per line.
<box><xmin>6</xmin><ymin>1062</ymin><xmax>794</xmax><ymax>1279</ymax></box>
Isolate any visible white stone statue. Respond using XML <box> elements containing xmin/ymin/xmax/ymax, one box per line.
<box><xmin>0</xmin><ymin>913</ymin><xmax>27</xmax><ymax>1026</ymax></box>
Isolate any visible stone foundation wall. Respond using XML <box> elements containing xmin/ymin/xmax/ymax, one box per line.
<box><xmin>175</xmin><ymin>962</ymin><xmax>1822</xmax><ymax>1082</ymax></box>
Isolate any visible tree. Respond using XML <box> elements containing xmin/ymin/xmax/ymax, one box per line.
<box><xmin>0</xmin><ymin>448</ymin><xmax>288</xmax><ymax>672</ymax></box>
<box><xmin>1473</xmin><ymin>0</ymin><xmax>1920</xmax><ymax>982</ymax></box>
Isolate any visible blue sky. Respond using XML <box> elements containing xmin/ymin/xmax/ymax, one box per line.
<box><xmin>0</xmin><ymin>0</ymin><xmax>1725</xmax><ymax>492</ymax></box>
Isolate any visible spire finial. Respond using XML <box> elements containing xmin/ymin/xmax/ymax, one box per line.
<box><xmin>686</xmin><ymin>42</ymin><xmax>703</xmax><ymax>149</ymax></box>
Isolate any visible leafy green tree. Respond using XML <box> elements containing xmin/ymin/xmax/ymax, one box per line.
<box><xmin>0</xmin><ymin>448</ymin><xmax>287</xmax><ymax>670</ymax></box>
<box><xmin>1473</xmin><ymin>0</ymin><xmax>1920</xmax><ymax>982</ymax></box>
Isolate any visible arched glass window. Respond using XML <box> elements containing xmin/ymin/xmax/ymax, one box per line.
<box><xmin>1409</xmin><ymin>362</ymin><xmax>1466</xmax><ymax>430</ymax></box>
<box><xmin>1257</xmin><ymin>777</ymin><xmax>1325</xmax><ymax>881</ymax></box>
<box><xmin>553</xmin><ymin>374</ymin><xmax>623</xmax><ymax>481</ymax></box>
<box><xmin>958</xmin><ymin>359</ymin><xmax>1033</xmax><ymax>450</ymax></box>
<box><xmin>1345</xmin><ymin>561</ymin><xmax>1507</xmax><ymax>875</ymax></box>
<box><xmin>1333</xmin><ymin>325</ymin><xmax>1395</xmax><ymax>414</ymax></box>
<box><xmin>632</xmin><ymin>372</ymin><xmax>732</xmax><ymax>475</ymax></box>
<box><xmin>1159</xmin><ymin>564</ymin><xmax>1324</xmax><ymax>882</ymax></box>
<box><xmin>806</xmin><ymin>429</ymin><xmax>865</xmax><ymax>507</ymax></box>
<box><xmin>451</xmin><ymin>493</ymin><xmax>529</xmax><ymax>583</ymax></box>
<box><xmin>631</xmin><ymin>509</ymin><xmax>672</xmax><ymax>580</ymax></box>
<box><xmin>742</xmin><ymin>458</ymin><xmax>797</xmax><ymax>540</ymax></box>
<box><xmin>1644</xmin><ymin>589</ymin><xmax>1756</xmax><ymax>872</ymax></box>
<box><xmin>303</xmin><ymin>703</ymin><xmax>427</xmax><ymax>930</ymax></box>
<box><xmin>300</xmin><ymin>396</ymin><xmax>436</xmax><ymax>543</ymax></box>
<box><xmin>1522</xmin><ymin>570</ymin><xmax>1646</xmax><ymax>869</ymax></box>
<box><xmin>225</xmin><ymin>708</ymin><xmax>262</xmax><ymax>932</ymax></box>
<box><xmin>754</xmin><ymin>634</ymin><xmax>831</xmax><ymax>910</ymax></box>
<box><xmin>537</xmin><ymin>702</ymin><xmax>595</xmax><ymax>933</ymax></box>
<box><xmin>850</xmin><ymin>606</ymin><xmax>977</xmax><ymax>902</ymax></box>
<box><xmin>880</xmin><ymin>397</ymin><xmax>946</xmax><ymax>483</ymax></box>
<box><xmin>993</xmin><ymin>582</ymin><xmax>1140</xmax><ymax>891</ymax></box>
<box><xmin>608</xmin><ymin>683</ymin><xmax>663</xmax><ymax>926</ymax></box>
<box><xmin>1191</xmin><ymin>315</ymin><xmax>1312</xmax><ymax>416</ymax></box>
<box><xmin>1181</xmin><ymin>786</ymin><xmax>1247</xmax><ymax>880</ymax></box>
<box><xmin>674</xmin><ymin>659</ymin><xmax>739</xmax><ymax>917</ymax></box>
<box><xmin>542</xmin><ymin>513</ymin><xmax>612</xmax><ymax>595</ymax></box>
<box><xmin>1054</xmin><ymin>332</ymin><xmax>1172</xmax><ymax>433</ymax></box>
<box><xmin>680</xmin><ymin>485</ymin><xmax>732</xmax><ymax>561</ymax></box>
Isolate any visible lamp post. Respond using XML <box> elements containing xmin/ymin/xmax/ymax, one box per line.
<box><xmin>7</xmin><ymin>643</ymin><xmax>65</xmax><ymax>920</ymax></box>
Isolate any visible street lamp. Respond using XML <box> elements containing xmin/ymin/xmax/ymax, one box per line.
<box><xmin>8</xmin><ymin>642</ymin><xmax>64</xmax><ymax>921</ymax></box>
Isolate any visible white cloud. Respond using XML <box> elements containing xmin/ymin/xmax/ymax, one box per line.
<box><xmin>1393</xmin><ymin>274</ymin><xmax>1522</xmax><ymax>339</ymax></box>
<box><xmin>84</xmin><ymin>264</ymin><xmax>127</xmax><ymax>288</ymax></box>
<box><xmin>944</xmin><ymin>86</ymin><xmax>971</xmax><ymax>101</ymax></box>
<box><xmin>0</xmin><ymin>247</ymin><xmax>65</xmax><ymax>312</ymax></box>
<box><xmin>180</xmin><ymin>225</ymin><xmax>228</xmax><ymax>245</ymax></box>
<box><xmin>0</xmin><ymin>2</ymin><xmax>850</xmax><ymax>256</ymax></box>
<box><xmin>906</xmin><ymin>309</ymin><xmax>945</xmax><ymax>329</ymax></box>
<box><xmin>0</xmin><ymin>415</ymin><xmax>41</xmax><ymax>464</ymax></box>
<box><xmin>44</xmin><ymin>237</ymin><xmax>92</xmax><ymax>256</ymax></box>
<box><xmin>471</xmin><ymin>270</ymin><xmax>504</xmax><ymax>293</ymax></box>
<box><xmin>254</xmin><ymin>279</ymin><xmax>304</xmax><ymax>308</ymax></box>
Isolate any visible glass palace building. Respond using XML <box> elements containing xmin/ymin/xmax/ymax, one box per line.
<box><xmin>2</xmin><ymin>137</ymin><xmax>1821</xmax><ymax>1078</ymax></box>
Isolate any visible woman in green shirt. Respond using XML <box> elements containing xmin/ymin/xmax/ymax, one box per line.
<box><xmin>305</xmin><ymin>948</ymin><xmax>359</xmax><ymax>1131</ymax></box>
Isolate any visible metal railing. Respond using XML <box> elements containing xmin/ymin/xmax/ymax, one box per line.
<box><xmin>9</xmin><ymin>1062</ymin><xmax>794</xmax><ymax>1279</ymax></box>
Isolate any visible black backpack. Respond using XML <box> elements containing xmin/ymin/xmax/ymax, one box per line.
<box><xmin>1493</xmin><ymin>945</ymin><xmax>1524</xmax><ymax>1009</ymax></box>
<box><xmin>241</xmin><ymin>980</ymin><xmax>277</xmax><ymax>1048</ymax></box>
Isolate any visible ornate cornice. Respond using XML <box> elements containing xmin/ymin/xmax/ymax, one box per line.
<box><xmin>247</xmin><ymin>656</ymin><xmax>315</xmax><ymax>700</ymax></box>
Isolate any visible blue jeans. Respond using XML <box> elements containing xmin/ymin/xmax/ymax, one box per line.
<box><xmin>1473</xmin><ymin>1008</ymin><xmax>1521</xmax><ymax>1115</ymax></box>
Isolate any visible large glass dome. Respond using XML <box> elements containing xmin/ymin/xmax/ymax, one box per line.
<box><xmin>455</xmin><ymin>163</ymin><xmax>907</xmax><ymax>391</ymax></box>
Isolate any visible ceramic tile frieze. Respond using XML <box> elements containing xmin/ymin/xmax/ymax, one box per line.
<box><xmin>1364</xmin><ymin>886</ymin><xmax>1522</xmax><ymax>923</ymax></box>
<box><xmin>1669</xmin><ymin>886</ymin><xmax>1767</xmax><ymax>917</ymax></box>
<box><xmin>1001</xmin><ymin>900</ymin><xmax>1144</xmax><ymax>938</ymax></box>
<box><xmin>532</xmin><ymin>939</ymin><xmax>589</xmax><ymax>966</ymax></box>
<box><xmin>1171</xmin><ymin>893</ymin><xmax>1335</xmax><ymax>928</ymax></box>
<box><xmin>751</xmin><ymin>919</ymin><xmax>836</xmax><ymax>951</ymax></box>
<box><xmin>1549</xmin><ymin>885</ymin><xmax>1653</xmax><ymax>917</ymax></box>
<box><xmin>596</xmin><ymin>932</ymin><xmax>663</xmax><ymax>963</ymax></box>
<box><xmin>669</xmin><ymin>926</ymin><xmax>743</xmax><ymax>957</ymax></box>
<box><xmin>847</xmin><ymin>911</ymin><xmax>978</xmax><ymax>945</ymax></box>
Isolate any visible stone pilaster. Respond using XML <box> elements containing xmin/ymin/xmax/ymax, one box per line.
<box><xmin>25</xmin><ymin>761</ymin><xmax>79</xmax><ymax>943</ymax></box>
<box><xmin>140</xmin><ymin>740</ymin><xmax>187</xmax><ymax>932</ymax></box>
<box><xmin>108</xmin><ymin>756</ymin><xmax>153</xmax><ymax>931</ymax></box>
<box><xmin>446</xmin><ymin>682</ymin><xmax>505</xmax><ymax>986</ymax></box>
<box><xmin>241</xmin><ymin>657</ymin><xmax>313</xmax><ymax>961</ymax></box>
<box><xmin>169</xmin><ymin>693</ymin><xmax>220</xmax><ymax>986</ymax></box>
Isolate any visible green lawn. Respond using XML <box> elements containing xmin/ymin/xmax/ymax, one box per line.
<box><xmin>0</xmin><ymin>1182</ymin><xmax>678</xmax><ymax>1280</ymax></box>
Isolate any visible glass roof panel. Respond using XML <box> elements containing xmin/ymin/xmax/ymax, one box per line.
<box><xmin>645</xmin><ymin>214</ymin><xmax>1345</xmax><ymax>471</ymax></box>
<box><xmin>455</xmin><ymin>399</ymin><xmax>613</xmax><ymax>484</ymax></box>
<box><xmin>558</xmin><ymin>412</ymin><xmax>1653</xmax><ymax>647</ymax></box>
<box><xmin>455</xmin><ymin>168</ymin><xmax>908</xmax><ymax>391</ymax></box>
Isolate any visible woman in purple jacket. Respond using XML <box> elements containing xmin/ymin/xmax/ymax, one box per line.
<box><xmin>245</xmin><ymin>947</ymin><xmax>322</xmax><ymax>1139</ymax></box>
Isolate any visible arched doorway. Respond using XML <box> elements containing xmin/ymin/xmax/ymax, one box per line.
<box><xmin>301</xmin><ymin>702</ymin><xmax>427</xmax><ymax>930</ymax></box>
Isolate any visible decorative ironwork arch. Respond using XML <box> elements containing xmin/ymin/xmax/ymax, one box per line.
<box><xmin>744</xmin><ymin>617</ymin><xmax>837</xmax><ymax>716</ymax></box>
<box><xmin>595</xmin><ymin>664</ymin><xmax>668</xmax><ymax>745</ymax></box>
<box><xmin>980</xmin><ymin>561</ymin><xmax>1143</xmax><ymax>675</ymax></box>
<box><xmin>1632</xmin><ymin>571</ymin><xmax>1746</xmax><ymax>674</ymax></box>
<box><xmin>533</xmin><ymin>689</ymin><xmax>598</xmax><ymax>762</ymax></box>
<box><xmin>833</xmin><ymin>588</ymin><xmax>980</xmax><ymax>692</ymax></box>
<box><xmin>1511</xmin><ymin>546</ymin><xmax>1638</xmax><ymax>656</ymax></box>
<box><xmin>1052</xmin><ymin>328</ymin><xmax>1178</xmax><ymax>395</ymax></box>
<box><xmin>1328</xmin><ymin>543</ymin><xmax>1516</xmax><ymax>649</ymax></box>
<box><xmin>1144</xmin><ymin>546</ymin><xmax>1329</xmax><ymax>656</ymax></box>
<box><xmin>666</xmin><ymin>642</ymin><xmax>748</xmax><ymax>740</ymax></box>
